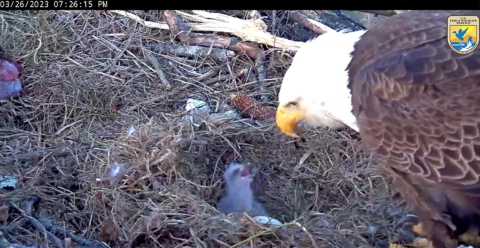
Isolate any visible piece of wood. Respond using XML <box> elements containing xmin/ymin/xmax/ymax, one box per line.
<box><xmin>143</xmin><ymin>49</ymin><xmax>170</xmax><ymax>85</ymax></box>
<box><xmin>288</xmin><ymin>11</ymin><xmax>329</xmax><ymax>35</ymax></box>
<box><xmin>149</xmin><ymin>43</ymin><xmax>235</xmax><ymax>63</ymax></box>
<box><xmin>255</xmin><ymin>52</ymin><xmax>268</xmax><ymax>102</ymax></box>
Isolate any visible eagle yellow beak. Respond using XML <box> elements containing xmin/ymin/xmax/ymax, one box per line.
<box><xmin>276</xmin><ymin>105</ymin><xmax>305</xmax><ymax>138</ymax></box>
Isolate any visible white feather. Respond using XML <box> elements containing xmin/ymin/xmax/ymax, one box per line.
<box><xmin>278</xmin><ymin>30</ymin><xmax>366</xmax><ymax>132</ymax></box>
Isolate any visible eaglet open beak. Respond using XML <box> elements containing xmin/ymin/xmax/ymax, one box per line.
<box><xmin>276</xmin><ymin>105</ymin><xmax>305</xmax><ymax>138</ymax></box>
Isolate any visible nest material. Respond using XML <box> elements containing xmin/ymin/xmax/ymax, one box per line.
<box><xmin>0</xmin><ymin>10</ymin><xmax>411</xmax><ymax>248</ymax></box>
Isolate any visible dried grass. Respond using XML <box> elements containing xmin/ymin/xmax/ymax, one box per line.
<box><xmin>0</xmin><ymin>10</ymin><xmax>410</xmax><ymax>248</ymax></box>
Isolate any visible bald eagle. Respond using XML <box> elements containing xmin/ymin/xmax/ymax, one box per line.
<box><xmin>276</xmin><ymin>10</ymin><xmax>480</xmax><ymax>248</ymax></box>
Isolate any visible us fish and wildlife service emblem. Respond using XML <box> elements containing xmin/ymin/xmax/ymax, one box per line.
<box><xmin>448</xmin><ymin>15</ymin><xmax>479</xmax><ymax>54</ymax></box>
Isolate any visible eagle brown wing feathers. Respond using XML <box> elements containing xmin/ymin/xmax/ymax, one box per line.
<box><xmin>347</xmin><ymin>10</ymin><xmax>480</xmax><ymax>247</ymax></box>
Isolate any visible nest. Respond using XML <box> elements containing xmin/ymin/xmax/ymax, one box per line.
<box><xmin>0</xmin><ymin>10</ymin><xmax>413</xmax><ymax>248</ymax></box>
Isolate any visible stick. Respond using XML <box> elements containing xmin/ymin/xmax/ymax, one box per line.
<box><xmin>198</xmin><ymin>68</ymin><xmax>250</xmax><ymax>85</ymax></box>
<box><xmin>255</xmin><ymin>52</ymin><xmax>268</xmax><ymax>102</ymax></box>
<box><xmin>149</xmin><ymin>43</ymin><xmax>235</xmax><ymax>63</ymax></box>
<box><xmin>189</xmin><ymin>34</ymin><xmax>260</xmax><ymax>59</ymax></box>
<box><xmin>195</xmin><ymin>64</ymin><xmax>225</xmax><ymax>81</ymax></box>
<box><xmin>203</xmin><ymin>74</ymin><xmax>232</xmax><ymax>85</ymax></box>
<box><xmin>143</xmin><ymin>49</ymin><xmax>170</xmax><ymax>85</ymax></box>
<box><xmin>270</xmin><ymin>10</ymin><xmax>277</xmax><ymax>33</ymax></box>
<box><xmin>288</xmin><ymin>11</ymin><xmax>330</xmax><ymax>35</ymax></box>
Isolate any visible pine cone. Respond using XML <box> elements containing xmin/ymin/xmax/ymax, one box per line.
<box><xmin>229</xmin><ymin>93</ymin><xmax>275</xmax><ymax>120</ymax></box>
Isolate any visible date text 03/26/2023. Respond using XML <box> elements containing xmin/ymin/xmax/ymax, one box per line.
<box><xmin>0</xmin><ymin>0</ymin><xmax>108</xmax><ymax>9</ymax></box>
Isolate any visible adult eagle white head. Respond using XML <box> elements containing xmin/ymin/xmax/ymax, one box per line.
<box><xmin>276</xmin><ymin>10</ymin><xmax>480</xmax><ymax>248</ymax></box>
<box><xmin>276</xmin><ymin>29</ymin><xmax>364</xmax><ymax>135</ymax></box>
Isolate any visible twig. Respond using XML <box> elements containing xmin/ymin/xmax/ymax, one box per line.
<box><xmin>124</xmin><ymin>96</ymin><xmax>165</xmax><ymax>112</ymax></box>
<box><xmin>255</xmin><ymin>52</ymin><xmax>268</xmax><ymax>102</ymax></box>
<box><xmin>236</xmin><ymin>67</ymin><xmax>249</xmax><ymax>80</ymax></box>
<box><xmin>270</xmin><ymin>10</ymin><xmax>277</xmax><ymax>34</ymax></box>
<box><xmin>199</xmin><ymin>69</ymin><xmax>247</xmax><ymax>86</ymax></box>
<box><xmin>149</xmin><ymin>43</ymin><xmax>235</xmax><ymax>63</ymax></box>
<box><xmin>288</xmin><ymin>11</ymin><xmax>330</xmax><ymax>35</ymax></box>
<box><xmin>292</xmin><ymin>221</ymin><xmax>320</xmax><ymax>248</ymax></box>
<box><xmin>143</xmin><ymin>49</ymin><xmax>170</xmax><ymax>85</ymax></box>
<box><xmin>10</xmin><ymin>198</ymin><xmax>64</xmax><ymax>248</ymax></box>
<box><xmin>203</xmin><ymin>75</ymin><xmax>232</xmax><ymax>85</ymax></box>
<box><xmin>188</xmin><ymin>34</ymin><xmax>260</xmax><ymax>58</ymax></box>
<box><xmin>195</xmin><ymin>64</ymin><xmax>225</xmax><ymax>81</ymax></box>
<box><xmin>356</xmin><ymin>10</ymin><xmax>398</xmax><ymax>16</ymax></box>
<box><xmin>332</xmin><ymin>11</ymin><xmax>366</xmax><ymax>30</ymax></box>
<box><xmin>243</xmin><ymin>67</ymin><xmax>257</xmax><ymax>84</ymax></box>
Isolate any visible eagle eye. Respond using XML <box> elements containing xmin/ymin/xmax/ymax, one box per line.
<box><xmin>286</xmin><ymin>101</ymin><xmax>298</xmax><ymax>108</ymax></box>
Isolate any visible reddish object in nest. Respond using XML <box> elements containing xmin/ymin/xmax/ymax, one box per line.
<box><xmin>229</xmin><ymin>93</ymin><xmax>276</xmax><ymax>120</ymax></box>
<box><xmin>0</xmin><ymin>49</ymin><xmax>22</xmax><ymax>100</ymax></box>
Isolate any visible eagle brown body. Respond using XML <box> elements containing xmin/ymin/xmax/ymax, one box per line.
<box><xmin>348</xmin><ymin>11</ymin><xmax>480</xmax><ymax>248</ymax></box>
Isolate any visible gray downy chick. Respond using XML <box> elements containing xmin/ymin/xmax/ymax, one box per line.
<box><xmin>217</xmin><ymin>163</ymin><xmax>268</xmax><ymax>217</ymax></box>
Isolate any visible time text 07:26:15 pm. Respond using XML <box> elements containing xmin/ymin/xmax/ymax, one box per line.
<box><xmin>0</xmin><ymin>0</ymin><xmax>108</xmax><ymax>9</ymax></box>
